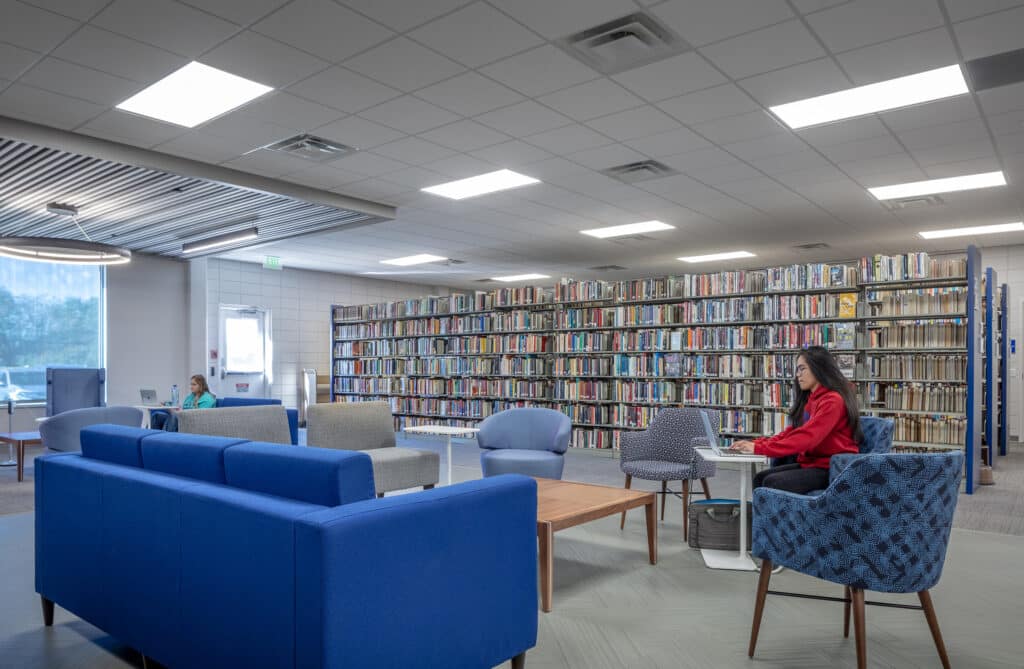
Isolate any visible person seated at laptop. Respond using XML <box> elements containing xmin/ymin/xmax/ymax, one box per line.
<box><xmin>727</xmin><ymin>346</ymin><xmax>861</xmax><ymax>494</ymax></box>
<box><xmin>152</xmin><ymin>374</ymin><xmax>216</xmax><ymax>430</ymax></box>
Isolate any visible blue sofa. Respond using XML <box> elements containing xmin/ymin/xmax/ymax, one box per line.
<box><xmin>35</xmin><ymin>425</ymin><xmax>537</xmax><ymax>669</ymax></box>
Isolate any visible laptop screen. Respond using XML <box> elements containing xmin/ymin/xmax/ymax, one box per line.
<box><xmin>139</xmin><ymin>389</ymin><xmax>157</xmax><ymax>404</ymax></box>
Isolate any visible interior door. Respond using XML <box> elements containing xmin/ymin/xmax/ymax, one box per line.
<box><xmin>217</xmin><ymin>305</ymin><xmax>272</xmax><ymax>399</ymax></box>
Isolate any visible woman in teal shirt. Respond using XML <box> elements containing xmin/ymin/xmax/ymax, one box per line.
<box><xmin>182</xmin><ymin>374</ymin><xmax>216</xmax><ymax>409</ymax></box>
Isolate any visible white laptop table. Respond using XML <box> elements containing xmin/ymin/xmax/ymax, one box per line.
<box><xmin>402</xmin><ymin>425</ymin><xmax>480</xmax><ymax>485</ymax></box>
<box><xmin>694</xmin><ymin>448</ymin><xmax>767</xmax><ymax>571</ymax></box>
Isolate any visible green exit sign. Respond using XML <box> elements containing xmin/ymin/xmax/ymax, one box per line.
<box><xmin>263</xmin><ymin>255</ymin><xmax>282</xmax><ymax>270</ymax></box>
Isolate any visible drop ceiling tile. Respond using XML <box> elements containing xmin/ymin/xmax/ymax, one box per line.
<box><xmin>650</xmin><ymin>0</ymin><xmax>793</xmax><ymax>47</ymax></box>
<box><xmin>380</xmin><ymin>166</ymin><xmax>449</xmax><ymax>189</ymax></box>
<box><xmin>340</xmin><ymin>178</ymin><xmax>410</xmax><ymax>200</ymax></box>
<box><xmin>836</xmin><ymin>28</ymin><xmax>959</xmax><ymax>86</ymax></box>
<box><xmin>360</xmin><ymin>95</ymin><xmax>462</xmax><ymax>134</ymax></box>
<box><xmin>53</xmin><ymin>26</ymin><xmax>186</xmax><ymax>84</ymax></box>
<box><xmin>610</xmin><ymin>51</ymin><xmax>726</xmax><ymax>103</ymax></box>
<box><xmin>410</xmin><ymin>2</ymin><xmax>544</xmax><ymax>68</ymax></box>
<box><xmin>93</xmin><ymin>0</ymin><xmax>236</xmax><ymax>57</ymax></box>
<box><xmin>0</xmin><ymin>0</ymin><xmax>79</xmax><ymax>52</ymax></box>
<box><xmin>0</xmin><ymin>83</ymin><xmax>104</xmax><ymax>129</ymax></box>
<box><xmin>313</xmin><ymin>115</ymin><xmax>405</xmax><ymax>149</ymax></box>
<box><xmin>80</xmin><ymin>110</ymin><xmax>185</xmax><ymax>146</ymax></box>
<box><xmin>978</xmin><ymin>81</ymin><xmax>1024</xmax><ymax>115</ymax></box>
<box><xmin>279</xmin><ymin>164</ymin><xmax>365</xmax><ymax>190</ymax></box>
<box><xmin>790</xmin><ymin>0</ymin><xmax>848</xmax><ymax>12</ymax></box>
<box><xmin>179</xmin><ymin>0</ymin><xmax>289</xmax><ymax>25</ymax></box>
<box><xmin>223</xmin><ymin>151</ymin><xmax>316</xmax><ymax>177</ymax></box>
<box><xmin>660</xmin><ymin>146</ymin><xmax>739</xmax><ymax>172</ymax></box>
<box><xmin>197</xmin><ymin>111</ymin><xmax>293</xmax><ymax>146</ymax></box>
<box><xmin>945</xmin><ymin>0</ymin><xmax>1024</xmax><ymax>21</ymax></box>
<box><xmin>373</xmin><ymin>136</ymin><xmax>458</xmax><ymax>165</ymax></box>
<box><xmin>23</xmin><ymin>0</ymin><xmax>110</xmax><ymax>21</ymax></box>
<box><xmin>817</xmin><ymin>134</ymin><xmax>903</xmax><ymax>163</ymax></box>
<box><xmin>289</xmin><ymin>67</ymin><xmax>400</xmax><ymax>113</ymax></box>
<box><xmin>585</xmin><ymin>106</ymin><xmax>681</xmax><ymax>142</ymax></box>
<box><xmin>23</xmin><ymin>57</ymin><xmax>143</xmax><ymax>107</ymax></box>
<box><xmin>700</xmin><ymin>20</ymin><xmax>825</xmax><ymax>80</ymax></box>
<box><xmin>253</xmin><ymin>0</ymin><xmax>394</xmax><ymax>63</ymax></box>
<box><xmin>201</xmin><ymin>30</ymin><xmax>330</xmax><ymax>89</ymax></box>
<box><xmin>879</xmin><ymin>97</ymin><xmax>979</xmax><ymax>134</ymax></box>
<box><xmin>922</xmin><ymin>155</ymin><xmax>1002</xmax><ymax>176</ymax></box>
<box><xmin>539</xmin><ymin>78</ymin><xmax>644</xmax><ymax>122</ymax></box>
<box><xmin>837</xmin><ymin>152</ymin><xmax>920</xmax><ymax>180</ymax></box>
<box><xmin>154</xmin><ymin>130</ymin><xmax>255</xmax><ymax>162</ymax></box>
<box><xmin>488</xmin><ymin>0</ymin><xmax>637</xmax><ymax>40</ymax></box>
<box><xmin>480</xmin><ymin>44</ymin><xmax>600</xmax><ymax>97</ymax></box>
<box><xmin>414</xmin><ymin>71</ymin><xmax>524</xmax><ymax>117</ymax></box>
<box><xmin>692</xmin><ymin>110</ymin><xmax>786</xmax><ymax>144</ymax></box>
<box><xmin>686</xmin><ymin>161</ymin><xmax>764</xmax><ymax>185</ymax></box>
<box><xmin>954</xmin><ymin>5</ymin><xmax>1024</xmax><ymax>60</ymax></box>
<box><xmin>475</xmin><ymin>100</ymin><xmax>572</xmax><ymax>136</ymax></box>
<box><xmin>0</xmin><ymin>43</ymin><xmax>40</xmax><ymax>81</ymax></box>
<box><xmin>657</xmin><ymin>84</ymin><xmax>760</xmax><ymax>125</ymax></box>
<box><xmin>522</xmin><ymin>123</ymin><xmax>614</xmax><ymax>155</ymax></box>
<box><xmin>332</xmin><ymin>151</ymin><xmax>408</xmax><ymax>177</ymax></box>
<box><xmin>419</xmin><ymin>119</ymin><xmax>510</xmax><ymax>151</ymax></box>
<box><xmin>897</xmin><ymin>118</ymin><xmax>989</xmax><ymax>151</ymax></box>
<box><xmin>805</xmin><ymin>0</ymin><xmax>944</xmax><ymax>53</ymax></box>
<box><xmin>683</xmin><ymin>196</ymin><xmax>763</xmax><ymax>221</ymax></box>
<box><xmin>339</xmin><ymin>0</ymin><xmax>469</xmax><ymax>33</ymax></box>
<box><xmin>724</xmin><ymin>133</ymin><xmax>809</xmax><ymax>160</ymax></box>
<box><xmin>623</xmin><ymin>126</ymin><xmax>712</xmax><ymax>158</ymax></box>
<box><xmin>746</xmin><ymin>149</ymin><xmax>832</xmax><ymax>174</ymax></box>
<box><xmin>911</xmin><ymin>140</ymin><xmax>999</xmax><ymax>167</ymax></box>
<box><xmin>567</xmin><ymin>143</ymin><xmax>647</xmax><ymax>170</ymax></box>
<box><xmin>987</xmin><ymin>109</ymin><xmax>1024</xmax><ymax>136</ymax></box>
<box><xmin>343</xmin><ymin>37</ymin><xmax>465</xmax><ymax>92</ymax></box>
<box><xmin>232</xmin><ymin>93</ymin><xmax>339</xmax><ymax>133</ymax></box>
<box><xmin>469</xmin><ymin>140</ymin><xmax>552</xmax><ymax>167</ymax></box>
<box><xmin>637</xmin><ymin>173</ymin><xmax>721</xmax><ymax>198</ymax></box>
<box><xmin>421</xmin><ymin>154</ymin><xmax>498</xmax><ymax>178</ymax></box>
<box><xmin>797</xmin><ymin>117</ymin><xmax>890</xmax><ymax>146</ymax></box>
<box><xmin>739</xmin><ymin>58</ymin><xmax>850</xmax><ymax>107</ymax></box>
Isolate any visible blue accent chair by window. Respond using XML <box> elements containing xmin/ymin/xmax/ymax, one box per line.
<box><xmin>748</xmin><ymin>451</ymin><xmax>963</xmax><ymax>669</ymax></box>
<box><xmin>478</xmin><ymin>408</ymin><xmax>571</xmax><ymax>480</ymax></box>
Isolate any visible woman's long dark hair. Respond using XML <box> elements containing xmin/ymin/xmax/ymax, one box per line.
<box><xmin>790</xmin><ymin>346</ymin><xmax>862</xmax><ymax>444</ymax></box>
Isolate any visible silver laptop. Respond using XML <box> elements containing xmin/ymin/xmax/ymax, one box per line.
<box><xmin>139</xmin><ymin>388</ymin><xmax>158</xmax><ymax>405</ymax></box>
<box><xmin>699</xmin><ymin>410</ymin><xmax>749</xmax><ymax>457</ymax></box>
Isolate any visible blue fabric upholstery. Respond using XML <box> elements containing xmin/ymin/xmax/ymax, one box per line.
<box><xmin>35</xmin><ymin>432</ymin><xmax>537</xmax><ymax>668</ymax></box>
<box><xmin>79</xmin><ymin>424</ymin><xmax>161</xmax><ymax>468</ymax></box>
<box><xmin>478</xmin><ymin>408</ymin><xmax>571</xmax><ymax>479</ymax></box>
<box><xmin>801</xmin><ymin>415</ymin><xmax>895</xmax><ymax>495</ymax></box>
<box><xmin>216</xmin><ymin>397</ymin><xmax>299</xmax><ymax>444</ymax></box>
<box><xmin>480</xmin><ymin>448</ymin><xmax>564</xmax><ymax>479</ymax></box>
<box><xmin>752</xmin><ymin>452</ymin><xmax>964</xmax><ymax>593</ymax></box>
<box><xmin>46</xmin><ymin>367</ymin><xmax>105</xmax><ymax>416</ymax></box>
<box><xmin>140</xmin><ymin>432</ymin><xmax>248</xmax><ymax>483</ymax></box>
<box><xmin>224</xmin><ymin>441</ymin><xmax>375</xmax><ymax>506</ymax></box>
<box><xmin>619</xmin><ymin>408</ymin><xmax>718</xmax><ymax>482</ymax></box>
<box><xmin>39</xmin><ymin>406</ymin><xmax>144</xmax><ymax>453</ymax></box>
<box><xmin>295</xmin><ymin>475</ymin><xmax>537</xmax><ymax>669</ymax></box>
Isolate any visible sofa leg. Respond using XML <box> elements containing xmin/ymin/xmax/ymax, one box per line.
<box><xmin>843</xmin><ymin>586</ymin><xmax>851</xmax><ymax>638</ymax></box>
<box><xmin>919</xmin><ymin>590</ymin><xmax>951</xmax><ymax>669</ymax></box>
<box><xmin>619</xmin><ymin>474</ymin><xmax>631</xmax><ymax>530</ymax></box>
<box><xmin>852</xmin><ymin>588</ymin><xmax>866</xmax><ymax>669</ymax></box>
<box><xmin>510</xmin><ymin>651</ymin><xmax>526</xmax><ymax>669</ymax></box>
<box><xmin>41</xmin><ymin>596</ymin><xmax>54</xmax><ymax>626</ymax></box>
<box><xmin>423</xmin><ymin>484</ymin><xmax>434</xmax><ymax>490</ymax></box>
<box><xmin>376</xmin><ymin>492</ymin><xmax>384</xmax><ymax>498</ymax></box>
<box><xmin>748</xmin><ymin>559</ymin><xmax>772</xmax><ymax>657</ymax></box>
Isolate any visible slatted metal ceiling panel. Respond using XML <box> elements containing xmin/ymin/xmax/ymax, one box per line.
<box><xmin>0</xmin><ymin>138</ymin><xmax>380</xmax><ymax>257</ymax></box>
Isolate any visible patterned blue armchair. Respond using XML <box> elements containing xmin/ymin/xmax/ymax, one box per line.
<box><xmin>748</xmin><ymin>452</ymin><xmax>963</xmax><ymax>669</ymax></box>
<box><xmin>791</xmin><ymin>415</ymin><xmax>895</xmax><ymax>496</ymax></box>
<box><xmin>618</xmin><ymin>408</ymin><xmax>718</xmax><ymax>540</ymax></box>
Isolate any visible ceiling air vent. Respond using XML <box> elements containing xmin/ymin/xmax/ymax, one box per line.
<box><xmin>793</xmin><ymin>242</ymin><xmax>830</xmax><ymax>251</ymax></box>
<box><xmin>589</xmin><ymin>264</ymin><xmax>628</xmax><ymax>271</ymax></box>
<box><xmin>259</xmin><ymin>134</ymin><xmax>356</xmax><ymax>163</ymax></box>
<box><xmin>474</xmin><ymin>278</ymin><xmax>497</xmax><ymax>283</ymax></box>
<box><xmin>882</xmin><ymin>195</ymin><xmax>946</xmax><ymax>211</ymax></box>
<box><xmin>558</xmin><ymin>12</ymin><xmax>689</xmax><ymax>75</ymax></box>
<box><xmin>600</xmin><ymin>160</ymin><xmax>679</xmax><ymax>184</ymax></box>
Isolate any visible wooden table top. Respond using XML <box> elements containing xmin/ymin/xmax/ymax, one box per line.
<box><xmin>535</xmin><ymin>477</ymin><xmax>655</xmax><ymax>532</ymax></box>
<box><xmin>0</xmin><ymin>431</ymin><xmax>41</xmax><ymax>444</ymax></box>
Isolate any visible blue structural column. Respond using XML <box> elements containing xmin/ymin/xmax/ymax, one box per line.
<box><xmin>965</xmin><ymin>246</ymin><xmax>982</xmax><ymax>493</ymax></box>
<box><xmin>999</xmin><ymin>284</ymin><xmax>1009</xmax><ymax>456</ymax></box>
<box><xmin>984</xmin><ymin>268</ymin><xmax>997</xmax><ymax>467</ymax></box>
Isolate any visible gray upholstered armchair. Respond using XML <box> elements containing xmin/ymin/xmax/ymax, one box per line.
<box><xmin>38</xmin><ymin>406</ymin><xmax>143</xmax><ymax>452</ymax></box>
<box><xmin>618</xmin><ymin>408</ymin><xmax>718</xmax><ymax>540</ymax></box>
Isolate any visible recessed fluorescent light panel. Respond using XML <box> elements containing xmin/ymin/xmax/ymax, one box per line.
<box><xmin>381</xmin><ymin>253</ymin><xmax>447</xmax><ymax>266</ymax></box>
<box><xmin>182</xmin><ymin>227</ymin><xmax>258</xmax><ymax>254</ymax></box>
<box><xmin>117</xmin><ymin>62</ymin><xmax>273</xmax><ymax>128</ymax></box>
<box><xmin>770</xmin><ymin>64</ymin><xmax>968</xmax><ymax>130</ymax></box>
<box><xmin>422</xmin><ymin>169</ymin><xmax>540</xmax><ymax>200</ymax></box>
<box><xmin>492</xmin><ymin>273</ymin><xmax>550</xmax><ymax>282</ymax></box>
<box><xmin>919</xmin><ymin>221</ymin><xmax>1024</xmax><ymax>239</ymax></box>
<box><xmin>679</xmin><ymin>251</ymin><xmax>755</xmax><ymax>263</ymax></box>
<box><xmin>581</xmin><ymin>220</ymin><xmax>675</xmax><ymax>238</ymax></box>
<box><xmin>868</xmin><ymin>171</ymin><xmax>1006</xmax><ymax>200</ymax></box>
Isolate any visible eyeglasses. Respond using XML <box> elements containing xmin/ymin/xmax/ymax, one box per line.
<box><xmin>795</xmin><ymin>364</ymin><xmax>808</xmax><ymax>375</ymax></box>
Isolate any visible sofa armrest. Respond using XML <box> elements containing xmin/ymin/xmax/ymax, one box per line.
<box><xmin>294</xmin><ymin>475</ymin><xmax>538</xmax><ymax>669</ymax></box>
<box><xmin>829</xmin><ymin>453</ymin><xmax>860</xmax><ymax>482</ymax></box>
<box><xmin>286</xmin><ymin>409</ymin><xmax>298</xmax><ymax>445</ymax></box>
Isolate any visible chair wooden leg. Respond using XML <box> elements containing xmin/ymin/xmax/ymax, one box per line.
<box><xmin>619</xmin><ymin>474</ymin><xmax>631</xmax><ymax>530</ymax></box>
<box><xmin>852</xmin><ymin>588</ymin><xmax>866</xmax><ymax>669</ymax></box>
<box><xmin>682</xmin><ymin>479</ymin><xmax>690</xmax><ymax>540</ymax></box>
<box><xmin>843</xmin><ymin>586</ymin><xmax>851</xmax><ymax>638</ymax></box>
<box><xmin>748</xmin><ymin>559</ymin><xmax>772</xmax><ymax>657</ymax></box>
<box><xmin>700</xmin><ymin>477</ymin><xmax>711</xmax><ymax>499</ymax></box>
<box><xmin>918</xmin><ymin>590</ymin><xmax>951</xmax><ymax>669</ymax></box>
<box><xmin>660</xmin><ymin>480</ymin><xmax>667</xmax><ymax>521</ymax></box>
<box><xmin>423</xmin><ymin>484</ymin><xmax>434</xmax><ymax>490</ymax></box>
<box><xmin>510</xmin><ymin>651</ymin><xmax>526</xmax><ymax>669</ymax></box>
<box><xmin>41</xmin><ymin>596</ymin><xmax>54</xmax><ymax>626</ymax></box>
<box><xmin>376</xmin><ymin>492</ymin><xmax>384</xmax><ymax>498</ymax></box>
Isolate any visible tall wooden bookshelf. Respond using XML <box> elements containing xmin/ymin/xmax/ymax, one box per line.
<box><xmin>331</xmin><ymin>246</ymin><xmax>983</xmax><ymax>491</ymax></box>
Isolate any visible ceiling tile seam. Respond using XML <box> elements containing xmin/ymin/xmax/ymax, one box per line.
<box><xmin>935</xmin><ymin>0</ymin><xmax>1024</xmax><ymax>222</ymax></box>
<box><xmin>19</xmin><ymin>0</ymin><xmax>112</xmax><ymax>23</ymax></box>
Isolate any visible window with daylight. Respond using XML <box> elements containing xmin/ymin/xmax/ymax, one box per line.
<box><xmin>0</xmin><ymin>258</ymin><xmax>105</xmax><ymax>402</ymax></box>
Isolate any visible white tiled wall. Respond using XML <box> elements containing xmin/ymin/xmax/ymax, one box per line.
<box><xmin>980</xmin><ymin>244</ymin><xmax>1023</xmax><ymax>439</ymax></box>
<box><xmin>202</xmin><ymin>259</ymin><xmax>448</xmax><ymax>408</ymax></box>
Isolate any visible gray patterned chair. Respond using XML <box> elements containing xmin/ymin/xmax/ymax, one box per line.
<box><xmin>306</xmin><ymin>401</ymin><xmax>439</xmax><ymax>496</ymax></box>
<box><xmin>176</xmin><ymin>405</ymin><xmax>292</xmax><ymax>444</ymax></box>
<box><xmin>618</xmin><ymin>407</ymin><xmax>718</xmax><ymax>539</ymax></box>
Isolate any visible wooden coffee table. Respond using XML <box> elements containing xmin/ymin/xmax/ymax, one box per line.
<box><xmin>0</xmin><ymin>431</ymin><xmax>42</xmax><ymax>482</ymax></box>
<box><xmin>535</xmin><ymin>477</ymin><xmax>657</xmax><ymax>612</ymax></box>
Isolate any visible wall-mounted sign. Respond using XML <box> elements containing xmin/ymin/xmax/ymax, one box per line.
<box><xmin>235</xmin><ymin>383</ymin><xmax>250</xmax><ymax>393</ymax></box>
<box><xmin>263</xmin><ymin>255</ymin><xmax>282</xmax><ymax>270</ymax></box>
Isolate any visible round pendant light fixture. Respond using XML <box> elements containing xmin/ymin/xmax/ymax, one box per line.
<box><xmin>0</xmin><ymin>202</ymin><xmax>132</xmax><ymax>265</ymax></box>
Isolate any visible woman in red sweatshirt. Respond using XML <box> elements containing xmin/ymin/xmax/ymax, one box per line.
<box><xmin>728</xmin><ymin>346</ymin><xmax>862</xmax><ymax>494</ymax></box>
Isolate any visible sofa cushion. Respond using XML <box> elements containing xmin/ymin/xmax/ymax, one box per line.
<box><xmin>80</xmin><ymin>425</ymin><xmax>161</xmax><ymax>467</ymax></box>
<box><xmin>224</xmin><ymin>442</ymin><xmax>375</xmax><ymax>506</ymax></box>
<box><xmin>481</xmin><ymin>448</ymin><xmax>564</xmax><ymax>479</ymax></box>
<box><xmin>141</xmin><ymin>433</ymin><xmax>248</xmax><ymax>483</ymax></box>
<box><xmin>363</xmin><ymin>447</ymin><xmax>439</xmax><ymax>493</ymax></box>
<box><xmin>307</xmin><ymin>401</ymin><xmax>395</xmax><ymax>451</ymax></box>
<box><xmin>177</xmin><ymin>405</ymin><xmax>292</xmax><ymax>444</ymax></box>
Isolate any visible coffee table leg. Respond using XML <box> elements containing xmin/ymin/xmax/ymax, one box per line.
<box><xmin>645</xmin><ymin>500</ymin><xmax>657</xmax><ymax>564</ymax></box>
<box><xmin>539</xmin><ymin>522</ymin><xmax>553</xmax><ymax>612</ymax></box>
<box><xmin>17</xmin><ymin>440</ymin><xmax>25</xmax><ymax>482</ymax></box>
